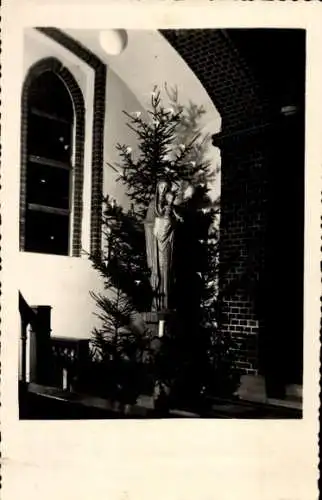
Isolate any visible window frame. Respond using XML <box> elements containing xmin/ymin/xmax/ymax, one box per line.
<box><xmin>20</xmin><ymin>57</ymin><xmax>85</xmax><ymax>257</ymax></box>
<box><xmin>37</xmin><ymin>28</ymin><xmax>107</xmax><ymax>258</ymax></box>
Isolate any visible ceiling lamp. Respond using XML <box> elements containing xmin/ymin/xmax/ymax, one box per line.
<box><xmin>99</xmin><ymin>30</ymin><xmax>128</xmax><ymax>56</ymax></box>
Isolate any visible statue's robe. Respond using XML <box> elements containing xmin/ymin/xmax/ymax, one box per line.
<box><xmin>144</xmin><ymin>199</ymin><xmax>175</xmax><ymax>311</ymax></box>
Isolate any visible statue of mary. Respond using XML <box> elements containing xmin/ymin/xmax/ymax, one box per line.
<box><xmin>144</xmin><ymin>180</ymin><xmax>183</xmax><ymax>311</ymax></box>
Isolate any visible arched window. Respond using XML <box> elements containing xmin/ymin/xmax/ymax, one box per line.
<box><xmin>20</xmin><ymin>57</ymin><xmax>85</xmax><ymax>256</ymax></box>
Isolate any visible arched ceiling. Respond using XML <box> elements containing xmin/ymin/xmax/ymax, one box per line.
<box><xmin>63</xmin><ymin>28</ymin><xmax>221</xmax><ymax>136</ymax></box>
<box><xmin>162</xmin><ymin>28</ymin><xmax>306</xmax><ymax>119</ymax></box>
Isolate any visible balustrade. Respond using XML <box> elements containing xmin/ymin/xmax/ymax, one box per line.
<box><xmin>19</xmin><ymin>291</ymin><xmax>89</xmax><ymax>392</ymax></box>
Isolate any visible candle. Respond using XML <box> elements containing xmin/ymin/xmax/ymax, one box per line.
<box><xmin>158</xmin><ymin>319</ymin><xmax>165</xmax><ymax>338</ymax></box>
<box><xmin>62</xmin><ymin>368</ymin><xmax>68</xmax><ymax>390</ymax></box>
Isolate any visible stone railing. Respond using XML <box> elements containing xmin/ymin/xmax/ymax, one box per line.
<box><xmin>19</xmin><ymin>291</ymin><xmax>89</xmax><ymax>391</ymax></box>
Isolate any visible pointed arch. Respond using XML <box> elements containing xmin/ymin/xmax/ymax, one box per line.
<box><xmin>20</xmin><ymin>56</ymin><xmax>85</xmax><ymax>256</ymax></box>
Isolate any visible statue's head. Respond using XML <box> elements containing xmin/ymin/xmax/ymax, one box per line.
<box><xmin>155</xmin><ymin>180</ymin><xmax>170</xmax><ymax>214</ymax></box>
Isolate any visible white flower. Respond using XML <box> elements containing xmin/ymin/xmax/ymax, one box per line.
<box><xmin>165</xmin><ymin>107</ymin><xmax>174</xmax><ymax>115</ymax></box>
<box><xmin>183</xmin><ymin>185</ymin><xmax>194</xmax><ymax>200</ymax></box>
<box><xmin>132</xmin><ymin>111</ymin><xmax>141</xmax><ymax>118</ymax></box>
<box><xmin>151</xmin><ymin>91</ymin><xmax>157</xmax><ymax>97</ymax></box>
<box><xmin>125</xmin><ymin>146</ymin><xmax>132</xmax><ymax>155</ymax></box>
<box><xmin>190</xmin><ymin>161</ymin><xmax>196</xmax><ymax>167</ymax></box>
<box><xmin>179</xmin><ymin>144</ymin><xmax>186</xmax><ymax>151</ymax></box>
<box><xmin>153</xmin><ymin>119</ymin><xmax>160</xmax><ymax>126</ymax></box>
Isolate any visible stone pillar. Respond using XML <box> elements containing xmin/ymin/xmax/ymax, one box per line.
<box><xmin>213</xmin><ymin>122</ymin><xmax>270</xmax><ymax>381</ymax></box>
<box><xmin>31</xmin><ymin>306</ymin><xmax>52</xmax><ymax>385</ymax></box>
<box><xmin>212</xmin><ymin>110</ymin><xmax>304</xmax><ymax>400</ymax></box>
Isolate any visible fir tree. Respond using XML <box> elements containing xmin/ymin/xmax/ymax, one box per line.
<box><xmin>109</xmin><ymin>86</ymin><xmax>214</xmax><ymax>214</ymax></box>
<box><xmin>89</xmin><ymin>86</ymin><xmax>230</xmax><ymax>404</ymax></box>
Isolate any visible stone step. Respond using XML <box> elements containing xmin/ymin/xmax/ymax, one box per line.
<box><xmin>235</xmin><ymin>374</ymin><xmax>302</xmax><ymax>410</ymax></box>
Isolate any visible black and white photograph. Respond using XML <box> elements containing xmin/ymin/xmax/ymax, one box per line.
<box><xmin>13</xmin><ymin>26</ymin><xmax>307</xmax><ymax>420</ymax></box>
<box><xmin>2</xmin><ymin>3</ymin><xmax>321</xmax><ymax>500</ymax></box>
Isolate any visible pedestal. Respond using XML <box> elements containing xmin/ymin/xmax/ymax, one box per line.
<box><xmin>141</xmin><ymin>310</ymin><xmax>173</xmax><ymax>338</ymax></box>
<box><xmin>141</xmin><ymin>311</ymin><xmax>159</xmax><ymax>337</ymax></box>
<box><xmin>141</xmin><ymin>310</ymin><xmax>174</xmax><ymax>413</ymax></box>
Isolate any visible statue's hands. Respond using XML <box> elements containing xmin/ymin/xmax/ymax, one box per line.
<box><xmin>173</xmin><ymin>209</ymin><xmax>184</xmax><ymax>223</ymax></box>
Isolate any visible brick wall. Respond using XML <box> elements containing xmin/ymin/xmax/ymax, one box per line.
<box><xmin>162</xmin><ymin>29</ymin><xmax>271</xmax><ymax>378</ymax></box>
<box><xmin>38</xmin><ymin>28</ymin><xmax>107</xmax><ymax>257</ymax></box>
<box><xmin>162</xmin><ymin>29</ymin><xmax>305</xmax><ymax>387</ymax></box>
<box><xmin>216</xmin><ymin>131</ymin><xmax>270</xmax><ymax>376</ymax></box>
<box><xmin>162</xmin><ymin>29</ymin><xmax>270</xmax><ymax>132</ymax></box>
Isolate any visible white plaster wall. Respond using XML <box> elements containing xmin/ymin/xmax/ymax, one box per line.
<box><xmin>103</xmin><ymin>69</ymin><xmax>145</xmax><ymax>210</ymax></box>
<box><xmin>15</xmin><ymin>28</ymin><xmax>222</xmax><ymax>341</ymax></box>
<box><xmin>17</xmin><ymin>31</ymin><xmax>142</xmax><ymax>339</ymax></box>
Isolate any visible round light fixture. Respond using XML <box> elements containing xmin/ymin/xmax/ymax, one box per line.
<box><xmin>99</xmin><ymin>30</ymin><xmax>128</xmax><ymax>56</ymax></box>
